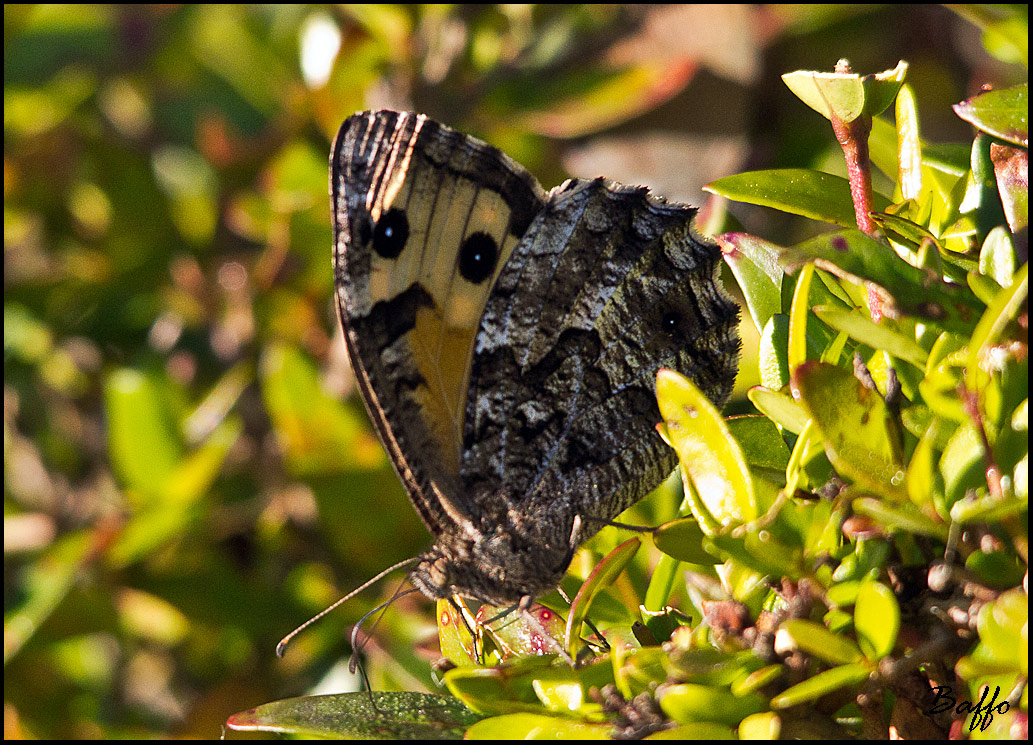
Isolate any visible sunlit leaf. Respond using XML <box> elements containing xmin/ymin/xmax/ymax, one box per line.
<box><xmin>791</xmin><ymin>361</ymin><xmax>906</xmax><ymax>500</ymax></box>
<box><xmin>706</xmin><ymin>169</ymin><xmax>892</xmax><ymax>228</ymax></box>
<box><xmin>657</xmin><ymin>369</ymin><xmax>757</xmax><ymax>525</ymax></box>
<box><xmin>769</xmin><ymin>663</ymin><xmax>870</xmax><ymax>709</ymax></box>
<box><xmin>953</xmin><ymin>83</ymin><xmax>1029</xmax><ymax>148</ymax></box>
<box><xmin>853</xmin><ymin>581</ymin><xmax>899</xmax><ymax>661</ymax></box>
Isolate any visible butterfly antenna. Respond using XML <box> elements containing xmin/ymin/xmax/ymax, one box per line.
<box><xmin>348</xmin><ymin>582</ymin><xmax>421</xmax><ymax>716</ymax></box>
<box><xmin>276</xmin><ymin>556</ymin><xmax>420</xmax><ymax>657</ymax></box>
<box><xmin>348</xmin><ymin>581</ymin><xmax>419</xmax><ymax>673</ymax></box>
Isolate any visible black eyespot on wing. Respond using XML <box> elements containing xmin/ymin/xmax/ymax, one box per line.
<box><xmin>372</xmin><ymin>208</ymin><xmax>409</xmax><ymax>259</ymax></box>
<box><xmin>458</xmin><ymin>231</ymin><xmax>499</xmax><ymax>284</ymax></box>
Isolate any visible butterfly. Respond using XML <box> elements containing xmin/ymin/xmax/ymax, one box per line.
<box><xmin>331</xmin><ymin>110</ymin><xmax>740</xmax><ymax>609</ymax></box>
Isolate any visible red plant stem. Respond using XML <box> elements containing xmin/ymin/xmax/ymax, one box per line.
<box><xmin>832</xmin><ymin>111</ymin><xmax>883</xmax><ymax>319</ymax></box>
<box><xmin>831</xmin><ymin>112</ymin><xmax>876</xmax><ymax>235</ymax></box>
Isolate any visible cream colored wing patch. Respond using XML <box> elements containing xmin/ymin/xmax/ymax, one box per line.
<box><xmin>332</xmin><ymin>110</ymin><xmax>547</xmax><ymax>532</ymax></box>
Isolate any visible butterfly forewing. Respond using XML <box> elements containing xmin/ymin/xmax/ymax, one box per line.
<box><xmin>331</xmin><ymin>110</ymin><xmax>547</xmax><ymax>531</ymax></box>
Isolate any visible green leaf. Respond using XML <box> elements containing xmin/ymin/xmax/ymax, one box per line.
<box><xmin>4</xmin><ymin>531</ymin><xmax>95</xmax><ymax>664</ymax></box>
<box><xmin>225</xmin><ymin>692</ymin><xmax>484</xmax><ymax>739</ymax></box>
<box><xmin>939</xmin><ymin>422</ymin><xmax>986</xmax><ymax>507</ymax></box>
<box><xmin>950</xmin><ymin>488</ymin><xmax>1028</xmax><ymax>524</ymax></box>
<box><xmin>104</xmin><ymin>367</ymin><xmax>183</xmax><ymax>496</ymax></box>
<box><xmin>738</xmin><ymin>711</ymin><xmax>782</xmax><ymax>740</ymax></box>
<box><xmin>731</xmin><ymin>664</ymin><xmax>785</xmax><ymax>697</ymax></box>
<box><xmin>478</xmin><ymin>602</ymin><xmax>566</xmax><ymax>662</ymax></box>
<box><xmin>643</xmin><ymin>722</ymin><xmax>737</xmax><ymax>739</ymax></box>
<box><xmin>967</xmin><ymin>262</ymin><xmax>1028</xmax><ymax>390</ymax></box>
<box><xmin>438</xmin><ymin>599</ymin><xmax>480</xmax><ymax>667</ymax></box>
<box><xmin>725</xmin><ymin>415</ymin><xmax>792</xmax><ymax>471</ymax></box>
<box><xmin>781</xmin><ymin>61</ymin><xmax>907</xmax><ymax>122</ymax></box>
<box><xmin>953</xmin><ymin>83</ymin><xmax>1029</xmax><ymax>148</ymax></box>
<box><xmin>783</xmin><ymin>229</ymin><xmax>984</xmax><ymax>334</ymax></box>
<box><xmin>656</xmin><ymin>369</ymin><xmax>757</xmax><ymax>525</ymax></box>
<box><xmin>465</xmin><ymin>712</ymin><xmax>612</xmax><ymax>740</ymax></box>
<box><xmin>260</xmin><ymin>342</ymin><xmax>372</xmax><ymax>475</ymax></box>
<box><xmin>653</xmin><ymin>518</ymin><xmax>720</xmax><ymax>565</ymax></box>
<box><xmin>851</xmin><ymin>498</ymin><xmax>950</xmax><ymax>541</ymax></box>
<box><xmin>443</xmin><ymin>657</ymin><xmax>557</xmax><ymax>716</ymax></box>
<box><xmin>769</xmin><ymin>663</ymin><xmax>871</xmax><ymax>709</ymax></box>
<box><xmin>791</xmin><ymin>361</ymin><xmax>905</xmax><ymax>500</ymax></box>
<box><xmin>853</xmin><ymin>581</ymin><xmax>900</xmax><ymax>661</ymax></box>
<box><xmin>759</xmin><ymin>314</ymin><xmax>792</xmax><ymax>390</ymax></box>
<box><xmin>950</xmin><ymin>5</ymin><xmax>1028</xmax><ymax>66</ymax></box>
<box><xmin>812</xmin><ymin>306</ymin><xmax>928</xmax><ymax>368</ymax></box>
<box><xmin>906</xmin><ymin>417</ymin><xmax>945</xmax><ymax>512</ymax></box>
<box><xmin>658</xmin><ymin>683</ymin><xmax>766</xmax><ymax>727</ymax></box>
<box><xmin>717</xmin><ymin>232</ymin><xmax>784</xmax><ymax>333</ymax></box>
<box><xmin>565</xmin><ymin>538</ymin><xmax>640</xmax><ymax>657</ymax></box>
<box><xmin>788</xmin><ymin>263</ymin><xmax>816</xmax><ymax>372</ymax></box>
<box><xmin>975</xmin><ymin>588</ymin><xmax>1029</xmax><ymax>676</ymax></box>
<box><xmin>894</xmin><ymin>83</ymin><xmax>923</xmax><ymax>200</ymax></box>
<box><xmin>747</xmin><ymin>386</ymin><xmax>811</xmax><ymax>435</ymax></box>
<box><xmin>706</xmin><ymin>169</ymin><xmax>892</xmax><ymax>228</ymax></box>
<box><xmin>979</xmin><ymin>227</ymin><xmax>1018</xmax><ymax>288</ymax></box>
<box><xmin>780</xmin><ymin>619</ymin><xmax>864</xmax><ymax>665</ymax></box>
<box><xmin>869</xmin><ymin>211</ymin><xmax>940</xmax><ymax>252</ymax></box>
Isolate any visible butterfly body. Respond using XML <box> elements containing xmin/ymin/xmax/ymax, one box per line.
<box><xmin>332</xmin><ymin>110</ymin><xmax>739</xmax><ymax>606</ymax></box>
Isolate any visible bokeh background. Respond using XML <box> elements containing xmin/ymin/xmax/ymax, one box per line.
<box><xmin>4</xmin><ymin>4</ymin><xmax>1025</xmax><ymax>739</ymax></box>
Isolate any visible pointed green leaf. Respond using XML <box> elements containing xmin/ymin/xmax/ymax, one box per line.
<box><xmin>759</xmin><ymin>314</ymin><xmax>792</xmax><ymax>390</ymax></box>
<box><xmin>769</xmin><ymin>663</ymin><xmax>871</xmax><ymax>709</ymax></box>
<box><xmin>967</xmin><ymin>262</ymin><xmax>1028</xmax><ymax>390</ymax></box>
<box><xmin>105</xmin><ymin>368</ymin><xmax>183</xmax><ymax>497</ymax></box>
<box><xmin>788</xmin><ymin>263</ymin><xmax>816</xmax><ymax>372</ymax></box>
<box><xmin>953</xmin><ymin>83</ymin><xmax>1028</xmax><ymax>148</ymax></box>
<box><xmin>783</xmin><ymin>229</ymin><xmax>984</xmax><ymax>334</ymax></box>
<box><xmin>895</xmin><ymin>83</ymin><xmax>923</xmax><ymax>200</ymax></box>
<box><xmin>465</xmin><ymin>712</ymin><xmax>612</xmax><ymax>739</ymax></box>
<box><xmin>443</xmin><ymin>656</ymin><xmax>557</xmax><ymax>715</ymax></box>
<box><xmin>851</xmin><ymin>497</ymin><xmax>950</xmax><ymax>541</ymax></box>
<box><xmin>565</xmin><ymin>538</ymin><xmax>640</xmax><ymax>657</ymax></box>
<box><xmin>706</xmin><ymin>169</ymin><xmax>892</xmax><ymax>228</ymax></box>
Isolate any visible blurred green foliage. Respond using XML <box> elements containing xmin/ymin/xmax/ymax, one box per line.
<box><xmin>4</xmin><ymin>4</ymin><xmax>1025</xmax><ymax>740</ymax></box>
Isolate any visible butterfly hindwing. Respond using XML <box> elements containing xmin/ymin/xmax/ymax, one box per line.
<box><xmin>461</xmin><ymin>178</ymin><xmax>740</xmax><ymax>529</ymax></box>
<box><xmin>331</xmin><ymin>110</ymin><xmax>547</xmax><ymax>531</ymax></box>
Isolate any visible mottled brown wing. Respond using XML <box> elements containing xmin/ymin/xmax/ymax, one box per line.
<box><xmin>460</xmin><ymin>178</ymin><xmax>740</xmax><ymax>529</ymax></box>
<box><xmin>331</xmin><ymin>110</ymin><xmax>547</xmax><ymax>534</ymax></box>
